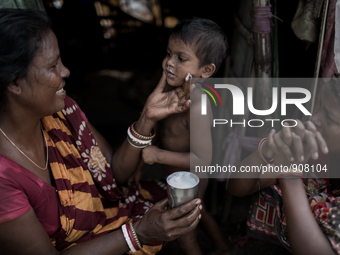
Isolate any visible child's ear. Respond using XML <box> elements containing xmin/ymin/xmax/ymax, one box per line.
<box><xmin>201</xmin><ymin>63</ymin><xmax>216</xmax><ymax>78</ymax></box>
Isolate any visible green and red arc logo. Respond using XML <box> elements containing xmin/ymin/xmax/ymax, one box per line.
<box><xmin>196</xmin><ymin>82</ymin><xmax>222</xmax><ymax>106</ymax></box>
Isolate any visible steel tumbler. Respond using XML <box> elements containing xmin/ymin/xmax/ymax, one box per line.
<box><xmin>166</xmin><ymin>171</ymin><xmax>200</xmax><ymax>208</ymax></box>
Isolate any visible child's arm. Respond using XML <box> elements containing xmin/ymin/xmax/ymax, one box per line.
<box><xmin>142</xmin><ymin>145</ymin><xmax>190</xmax><ymax>168</ymax></box>
<box><xmin>142</xmin><ymin>89</ymin><xmax>213</xmax><ymax>169</ymax></box>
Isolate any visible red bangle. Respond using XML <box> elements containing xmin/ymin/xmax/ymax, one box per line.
<box><xmin>126</xmin><ymin>223</ymin><xmax>139</xmax><ymax>251</ymax></box>
<box><xmin>276</xmin><ymin>173</ymin><xmax>304</xmax><ymax>184</ymax></box>
<box><xmin>129</xmin><ymin>125</ymin><xmax>155</xmax><ymax>141</ymax></box>
<box><xmin>131</xmin><ymin>122</ymin><xmax>155</xmax><ymax>140</ymax></box>
<box><xmin>129</xmin><ymin>125</ymin><xmax>146</xmax><ymax>140</ymax></box>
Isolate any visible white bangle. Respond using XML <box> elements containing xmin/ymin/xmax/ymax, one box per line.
<box><xmin>121</xmin><ymin>224</ymin><xmax>137</xmax><ymax>253</ymax></box>
<box><xmin>127</xmin><ymin>127</ymin><xmax>151</xmax><ymax>145</ymax></box>
<box><xmin>127</xmin><ymin>136</ymin><xmax>149</xmax><ymax>149</ymax></box>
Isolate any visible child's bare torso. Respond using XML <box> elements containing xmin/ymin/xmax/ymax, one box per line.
<box><xmin>158</xmin><ymin>110</ymin><xmax>190</xmax><ymax>173</ymax></box>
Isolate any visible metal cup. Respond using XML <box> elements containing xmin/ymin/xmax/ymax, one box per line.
<box><xmin>166</xmin><ymin>171</ymin><xmax>200</xmax><ymax>208</ymax></box>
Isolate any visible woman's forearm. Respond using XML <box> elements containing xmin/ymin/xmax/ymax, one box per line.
<box><xmin>60</xmin><ymin>229</ymin><xmax>130</xmax><ymax>255</ymax></box>
<box><xmin>0</xmin><ymin>208</ymin><xmax>131</xmax><ymax>255</ymax></box>
<box><xmin>110</xmin><ymin>116</ymin><xmax>156</xmax><ymax>184</ymax></box>
<box><xmin>280</xmin><ymin>178</ymin><xmax>336</xmax><ymax>255</ymax></box>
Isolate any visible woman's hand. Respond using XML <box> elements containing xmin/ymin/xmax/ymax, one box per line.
<box><xmin>141</xmin><ymin>72</ymin><xmax>194</xmax><ymax>124</ymax></box>
<box><xmin>134</xmin><ymin>198</ymin><xmax>202</xmax><ymax>244</ymax></box>
<box><xmin>142</xmin><ymin>145</ymin><xmax>160</xmax><ymax>165</ymax></box>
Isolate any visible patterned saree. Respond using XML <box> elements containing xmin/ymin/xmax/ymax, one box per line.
<box><xmin>41</xmin><ymin>96</ymin><xmax>167</xmax><ymax>254</ymax></box>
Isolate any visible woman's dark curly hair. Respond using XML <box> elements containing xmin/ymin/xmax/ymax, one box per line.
<box><xmin>0</xmin><ymin>8</ymin><xmax>52</xmax><ymax>109</ymax></box>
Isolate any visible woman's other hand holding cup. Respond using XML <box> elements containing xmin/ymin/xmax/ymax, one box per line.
<box><xmin>133</xmin><ymin>198</ymin><xmax>202</xmax><ymax>244</ymax></box>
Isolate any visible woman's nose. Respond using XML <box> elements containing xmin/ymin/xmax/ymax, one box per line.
<box><xmin>61</xmin><ymin>62</ymin><xmax>70</xmax><ymax>78</ymax></box>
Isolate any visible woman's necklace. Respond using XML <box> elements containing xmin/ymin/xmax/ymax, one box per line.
<box><xmin>0</xmin><ymin>126</ymin><xmax>48</xmax><ymax>170</ymax></box>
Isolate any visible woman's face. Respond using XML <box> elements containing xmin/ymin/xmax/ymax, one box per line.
<box><xmin>18</xmin><ymin>30</ymin><xmax>70</xmax><ymax>116</ymax></box>
<box><xmin>311</xmin><ymin>86</ymin><xmax>340</xmax><ymax>155</ymax></box>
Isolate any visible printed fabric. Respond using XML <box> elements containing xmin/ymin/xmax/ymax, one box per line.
<box><xmin>41</xmin><ymin>96</ymin><xmax>167</xmax><ymax>254</ymax></box>
<box><xmin>247</xmin><ymin>174</ymin><xmax>340</xmax><ymax>254</ymax></box>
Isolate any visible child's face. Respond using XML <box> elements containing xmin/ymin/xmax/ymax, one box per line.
<box><xmin>162</xmin><ymin>37</ymin><xmax>204</xmax><ymax>87</ymax></box>
<box><xmin>311</xmin><ymin>87</ymin><xmax>340</xmax><ymax>154</ymax></box>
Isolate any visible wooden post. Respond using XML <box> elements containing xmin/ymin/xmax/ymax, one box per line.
<box><xmin>252</xmin><ymin>0</ymin><xmax>273</xmax><ymax>137</ymax></box>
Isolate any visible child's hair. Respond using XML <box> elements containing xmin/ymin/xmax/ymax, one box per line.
<box><xmin>169</xmin><ymin>17</ymin><xmax>228</xmax><ymax>75</ymax></box>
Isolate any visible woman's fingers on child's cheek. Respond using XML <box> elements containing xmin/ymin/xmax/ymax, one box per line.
<box><xmin>177</xmin><ymin>91</ymin><xmax>186</xmax><ymax>99</ymax></box>
<box><xmin>184</xmin><ymin>100</ymin><xmax>191</xmax><ymax>111</ymax></box>
<box><xmin>183</xmin><ymin>73</ymin><xmax>192</xmax><ymax>92</ymax></box>
<box><xmin>178</xmin><ymin>96</ymin><xmax>187</xmax><ymax>105</ymax></box>
<box><xmin>292</xmin><ymin>133</ymin><xmax>304</xmax><ymax>162</ymax></box>
<box><xmin>316</xmin><ymin>131</ymin><xmax>329</xmax><ymax>154</ymax></box>
<box><xmin>174</xmin><ymin>87</ymin><xmax>181</xmax><ymax>94</ymax></box>
<box><xmin>185</xmin><ymin>73</ymin><xmax>192</xmax><ymax>82</ymax></box>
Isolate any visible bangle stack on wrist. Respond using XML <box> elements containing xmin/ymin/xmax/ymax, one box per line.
<box><xmin>121</xmin><ymin>223</ymin><xmax>143</xmax><ymax>252</ymax></box>
<box><xmin>127</xmin><ymin>122</ymin><xmax>155</xmax><ymax>149</ymax></box>
<box><xmin>129</xmin><ymin>222</ymin><xmax>142</xmax><ymax>250</ymax></box>
<box><xmin>257</xmin><ymin>138</ymin><xmax>274</xmax><ymax>165</ymax></box>
<box><xmin>275</xmin><ymin>167</ymin><xmax>304</xmax><ymax>184</ymax></box>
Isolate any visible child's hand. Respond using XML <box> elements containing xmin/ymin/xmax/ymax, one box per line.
<box><xmin>267</xmin><ymin>120</ymin><xmax>327</xmax><ymax>166</ymax></box>
<box><xmin>127</xmin><ymin>168</ymin><xmax>143</xmax><ymax>187</ymax></box>
<box><xmin>142</xmin><ymin>145</ymin><xmax>160</xmax><ymax>165</ymax></box>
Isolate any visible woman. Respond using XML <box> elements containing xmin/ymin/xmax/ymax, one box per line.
<box><xmin>0</xmin><ymin>8</ymin><xmax>201</xmax><ymax>255</ymax></box>
<box><xmin>228</xmin><ymin>80</ymin><xmax>340</xmax><ymax>255</ymax></box>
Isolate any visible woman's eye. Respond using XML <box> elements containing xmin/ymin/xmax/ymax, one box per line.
<box><xmin>178</xmin><ymin>56</ymin><xmax>184</xmax><ymax>62</ymax></box>
<box><xmin>166</xmin><ymin>52</ymin><xmax>171</xmax><ymax>57</ymax></box>
<box><xmin>51</xmin><ymin>62</ymin><xmax>58</xmax><ymax>69</ymax></box>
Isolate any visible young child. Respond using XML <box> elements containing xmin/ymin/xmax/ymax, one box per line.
<box><xmin>128</xmin><ymin>17</ymin><xmax>229</xmax><ymax>255</ymax></box>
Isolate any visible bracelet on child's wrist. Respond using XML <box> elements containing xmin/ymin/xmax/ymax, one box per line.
<box><xmin>257</xmin><ymin>138</ymin><xmax>274</xmax><ymax>165</ymax></box>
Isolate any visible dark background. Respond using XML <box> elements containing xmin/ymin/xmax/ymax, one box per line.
<box><xmin>45</xmin><ymin>0</ymin><xmax>317</xmax><ymax>147</ymax></box>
